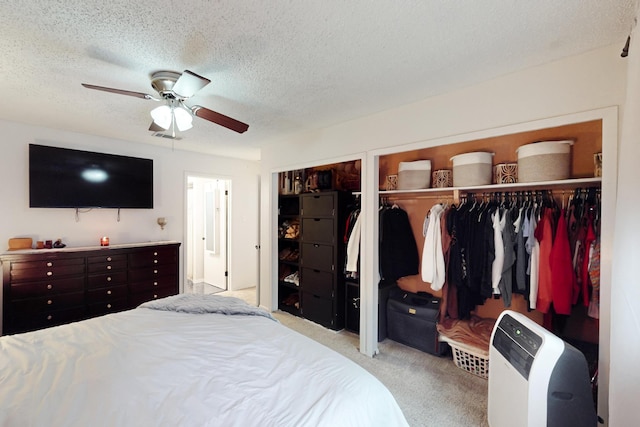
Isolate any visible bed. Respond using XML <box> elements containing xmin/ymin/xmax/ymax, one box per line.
<box><xmin>0</xmin><ymin>294</ymin><xmax>408</xmax><ymax>426</ymax></box>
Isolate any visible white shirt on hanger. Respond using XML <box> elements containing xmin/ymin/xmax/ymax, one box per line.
<box><xmin>422</xmin><ymin>203</ymin><xmax>446</xmax><ymax>291</ymax></box>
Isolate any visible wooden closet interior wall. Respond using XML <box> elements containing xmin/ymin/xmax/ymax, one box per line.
<box><xmin>378</xmin><ymin>119</ymin><xmax>602</xmax><ymax>344</ymax></box>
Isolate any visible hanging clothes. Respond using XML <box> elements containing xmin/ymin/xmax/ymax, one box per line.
<box><xmin>513</xmin><ymin>206</ymin><xmax>529</xmax><ymax>298</ymax></box>
<box><xmin>422</xmin><ymin>203</ymin><xmax>446</xmax><ymax>291</ymax></box>
<box><xmin>524</xmin><ymin>208</ymin><xmax>540</xmax><ymax>310</ymax></box>
<box><xmin>439</xmin><ymin>206</ymin><xmax>456</xmax><ymax>323</ymax></box>
<box><xmin>379</xmin><ymin>204</ymin><xmax>420</xmax><ymax>281</ymax></box>
<box><xmin>535</xmin><ymin>208</ymin><xmax>555</xmax><ymax>313</ymax></box>
<box><xmin>491</xmin><ymin>208</ymin><xmax>506</xmax><ymax>296</ymax></box>
<box><xmin>499</xmin><ymin>207</ymin><xmax>517</xmax><ymax>308</ymax></box>
<box><xmin>345</xmin><ymin>211</ymin><xmax>362</xmax><ymax>274</ymax></box>
<box><xmin>587</xmin><ymin>237</ymin><xmax>601</xmax><ymax>319</ymax></box>
<box><xmin>579</xmin><ymin>215</ymin><xmax>597</xmax><ymax>307</ymax></box>
<box><xmin>549</xmin><ymin>208</ymin><xmax>576</xmax><ymax>315</ymax></box>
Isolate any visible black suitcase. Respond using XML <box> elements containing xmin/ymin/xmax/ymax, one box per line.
<box><xmin>386</xmin><ymin>289</ymin><xmax>448</xmax><ymax>356</ymax></box>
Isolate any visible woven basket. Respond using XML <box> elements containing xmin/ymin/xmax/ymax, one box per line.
<box><xmin>397</xmin><ymin>160</ymin><xmax>431</xmax><ymax>189</ymax></box>
<box><xmin>517</xmin><ymin>140</ymin><xmax>572</xmax><ymax>182</ymax></box>
<box><xmin>451</xmin><ymin>152</ymin><xmax>493</xmax><ymax>187</ymax></box>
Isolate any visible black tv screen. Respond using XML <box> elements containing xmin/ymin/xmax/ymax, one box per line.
<box><xmin>29</xmin><ymin>144</ymin><xmax>154</xmax><ymax>209</ymax></box>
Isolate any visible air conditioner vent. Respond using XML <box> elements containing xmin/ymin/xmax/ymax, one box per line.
<box><xmin>152</xmin><ymin>132</ymin><xmax>181</xmax><ymax>140</ymax></box>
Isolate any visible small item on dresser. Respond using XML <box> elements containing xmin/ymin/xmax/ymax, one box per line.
<box><xmin>53</xmin><ymin>239</ymin><xmax>66</xmax><ymax>248</ymax></box>
<box><xmin>8</xmin><ymin>237</ymin><xmax>34</xmax><ymax>251</ymax></box>
<box><xmin>36</xmin><ymin>241</ymin><xmax>44</xmax><ymax>249</ymax></box>
<box><xmin>432</xmin><ymin>169</ymin><xmax>453</xmax><ymax>188</ymax></box>
<box><xmin>397</xmin><ymin>160</ymin><xmax>432</xmax><ymax>190</ymax></box>
<box><xmin>493</xmin><ymin>163</ymin><xmax>518</xmax><ymax>184</ymax></box>
<box><xmin>45</xmin><ymin>240</ymin><xmax>53</xmax><ymax>249</ymax></box>
<box><xmin>451</xmin><ymin>152</ymin><xmax>494</xmax><ymax>187</ymax></box>
<box><xmin>100</xmin><ymin>236</ymin><xmax>110</xmax><ymax>247</ymax></box>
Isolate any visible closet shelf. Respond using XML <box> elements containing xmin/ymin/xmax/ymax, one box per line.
<box><xmin>379</xmin><ymin>177</ymin><xmax>601</xmax><ymax>197</ymax></box>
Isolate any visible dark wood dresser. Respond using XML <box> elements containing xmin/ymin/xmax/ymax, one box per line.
<box><xmin>1</xmin><ymin>241</ymin><xmax>180</xmax><ymax>335</ymax></box>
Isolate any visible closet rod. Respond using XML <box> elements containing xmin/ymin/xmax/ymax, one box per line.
<box><xmin>385</xmin><ymin>193</ymin><xmax>456</xmax><ymax>200</ymax></box>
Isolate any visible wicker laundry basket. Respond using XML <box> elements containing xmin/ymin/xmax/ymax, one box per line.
<box><xmin>440</xmin><ymin>335</ymin><xmax>489</xmax><ymax>379</ymax></box>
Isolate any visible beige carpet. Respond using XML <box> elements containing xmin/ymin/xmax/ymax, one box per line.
<box><xmin>220</xmin><ymin>287</ymin><xmax>489</xmax><ymax>427</ymax></box>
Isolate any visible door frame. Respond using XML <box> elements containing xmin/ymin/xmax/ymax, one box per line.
<box><xmin>185</xmin><ymin>172</ymin><xmax>231</xmax><ymax>292</ymax></box>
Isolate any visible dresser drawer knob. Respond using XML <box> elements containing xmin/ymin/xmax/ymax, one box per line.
<box><xmin>47</xmin><ymin>271</ymin><xmax>53</xmax><ymax>276</ymax></box>
<box><xmin>106</xmin><ymin>257</ymin><xmax>112</xmax><ymax>262</ymax></box>
<box><xmin>153</xmin><ymin>269</ymin><xmax>158</xmax><ymax>274</ymax></box>
<box><xmin>154</xmin><ymin>252</ymin><xmax>158</xmax><ymax>256</ymax></box>
<box><xmin>153</xmin><ymin>294</ymin><xmax>158</xmax><ymax>298</ymax></box>
<box><xmin>107</xmin><ymin>304</ymin><xmax>112</xmax><ymax>309</ymax></box>
<box><xmin>107</xmin><ymin>290</ymin><xmax>112</xmax><ymax>295</ymax></box>
<box><xmin>47</xmin><ymin>299</ymin><xmax>53</xmax><ymax>305</ymax></box>
<box><xmin>154</xmin><ymin>259</ymin><xmax>158</xmax><ymax>264</ymax></box>
<box><xmin>46</xmin><ymin>262</ymin><xmax>53</xmax><ymax>267</ymax></box>
<box><xmin>47</xmin><ymin>315</ymin><xmax>53</xmax><ymax>320</ymax></box>
<box><xmin>47</xmin><ymin>284</ymin><xmax>53</xmax><ymax>290</ymax></box>
<box><xmin>107</xmin><ymin>276</ymin><xmax>112</xmax><ymax>282</ymax></box>
<box><xmin>107</xmin><ymin>265</ymin><xmax>112</xmax><ymax>270</ymax></box>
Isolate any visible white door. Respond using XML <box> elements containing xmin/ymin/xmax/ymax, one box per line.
<box><xmin>203</xmin><ymin>179</ymin><xmax>228</xmax><ymax>290</ymax></box>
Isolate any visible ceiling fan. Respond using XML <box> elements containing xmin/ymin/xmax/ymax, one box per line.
<box><xmin>82</xmin><ymin>70</ymin><xmax>249</xmax><ymax>135</ymax></box>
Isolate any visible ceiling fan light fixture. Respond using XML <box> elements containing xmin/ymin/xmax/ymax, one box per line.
<box><xmin>150</xmin><ymin>105</ymin><xmax>172</xmax><ymax>130</ymax></box>
<box><xmin>174</xmin><ymin>105</ymin><xmax>193</xmax><ymax>131</ymax></box>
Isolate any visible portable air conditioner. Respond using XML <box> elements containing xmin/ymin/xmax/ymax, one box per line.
<box><xmin>488</xmin><ymin>310</ymin><xmax>597</xmax><ymax>427</ymax></box>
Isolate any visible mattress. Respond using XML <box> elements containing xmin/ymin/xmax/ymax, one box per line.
<box><xmin>0</xmin><ymin>294</ymin><xmax>408</xmax><ymax>427</ymax></box>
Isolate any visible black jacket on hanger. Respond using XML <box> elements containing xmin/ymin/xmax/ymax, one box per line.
<box><xmin>379</xmin><ymin>206</ymin><xmax>419</xmax><ymax>281</ymax></box>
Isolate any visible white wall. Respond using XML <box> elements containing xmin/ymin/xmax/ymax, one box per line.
<box><xmin>259</xmin><ymin>43</ymin><xmax>630</xmax><ymax>424</ymax></box>
<box><xmin>0</xmin><ymin>119</ymin><xmax>260</xmax><ymax>292</ymax></box>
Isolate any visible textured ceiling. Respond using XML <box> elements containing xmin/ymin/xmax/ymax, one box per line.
<box><xmin>0</xmin><ymin>1</ymin><xmax>635</xmax><ymax>160</ymax></box>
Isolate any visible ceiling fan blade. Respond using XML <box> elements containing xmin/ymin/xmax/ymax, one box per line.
<box><xmin>81</xmin><ymin>83</ymin><xmax>155</xmax><ymax>100</ymax></box>
<box><xmin>172</xmin><ymin>70</ymin><xmax>211</xmax><ymax>98</ymax></box>
<box><xmin>191</xmin><ymin>105</ymin><xmax>249</xmax><ymax>134</ymax></box>
<box><xmin>149</xmin><ymin>121</ymin><xmax>165</xmax><ymax>132</ymax></box>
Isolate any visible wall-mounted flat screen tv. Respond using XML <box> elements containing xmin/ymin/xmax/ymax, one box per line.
<box><xmin>29</xmin><ymin>144</ymin><xmax>154</xmax><ymax>209</ymax></box>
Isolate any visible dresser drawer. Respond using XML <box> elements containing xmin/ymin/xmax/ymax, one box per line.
<box><xmin>10</xmin><ymin>263</ymin><xmax>85</xmax><ymax>282</ymax></box>
<box><xmin>9</xmin><ymin>276</ymin><xmax>85</xmax><ymax>299</ymax></box>
<box><xmin>129</xmin><ymin>247</ymin><xmax>177</xmax><ymax>268</ymax></box>
<box><xmin>129</xmin><ymin>287</ymin><xmax>176</xmax><ymax>307</ymax></box>
<box><xmin>7</xmin><ymin>306</ymin><xmax>87</xmax><ymax>335</ymax></box>
<box><xmin>86</xmin><ymin>284</ymin><xmax>128</xmax><ymax>304</ymax></box>
<box><xmin>301</xmin><ymin>242</ymin><xmax>334</xmax><ymax>271</ymax></box>
<box><xmin>129</xmin><ymin>265</ymin><xmax>176</xmax><ymax>282</ymax></box>
<box><xmin>87</xmin><ymin>259</ymin><xmax>127</xmax><ymax>274</ymax></box>
<box><xmin>301</xmin><ymin>292</ymin><xmax>334</xmax><ymax>328</ymax></box>
<box><xmin>301</xmin><ymin>268</ymin><xmax>334</xmax><ymax>299</ymax></box>
<box><xmin>86</xmin><ymin>297</ymin><xmax>129</xmax><ymax>316</ymax></box>
<box><xmin>301</xmin><ymin>218</ymin><xmax>334</xmax><ymax>244</ymax></box>
<box><xmin>11</xmin><ymin>291</ymin><xmax>85</xmax><ymax>313</ymax></box>
<box><xmin>87</xmin><ymin>271</ymin><xmax>128</xmax><ymax>289</ymax></box>
<box><xmin>129</xmin><ymin>275</ymin><xmax>177</xmax><ymax>294</ymax></box>
<box><xmin>10</xmin><ymin>257</ymin><xmax>85</xmax><ymax>271</ymax></box>
<box><xmin>301</xmin><ymin>193</ymin><xmax>335</xmax><ymax>217</ymax></box>
<box><xmin>87</xmin><ymin>254</ymin><xmax>127</xmax><ymax>265</ymax></box>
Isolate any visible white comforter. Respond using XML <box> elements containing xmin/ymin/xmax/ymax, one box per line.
<box><xmin>0</xmin><ymin>295</ymin><xmax>408</xmax><ymax>427</ymax></box>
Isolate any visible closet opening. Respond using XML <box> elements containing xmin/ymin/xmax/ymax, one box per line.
<box><xmin>368</xmin><ymin>109</ymin><xmax>615</xmax><ymax>420</ymax></box>
<box><xmin>274</xmin><ymin>159</ymin><xmax>361</xmax><ymax>332</ymax></box>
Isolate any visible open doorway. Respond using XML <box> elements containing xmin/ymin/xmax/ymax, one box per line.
<box><xmin>186</xmin><ymin>175</ymin><xmax>230</xmax><ymax>294</ymax></box>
